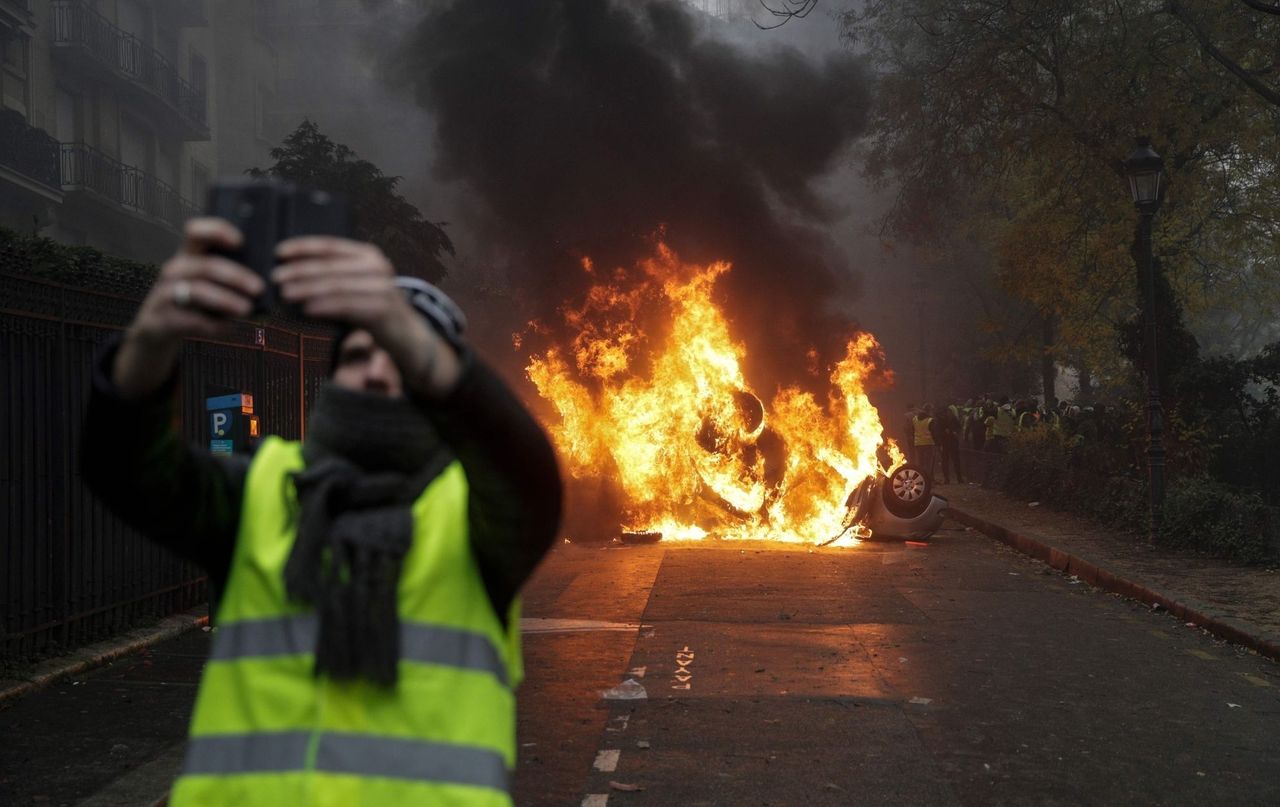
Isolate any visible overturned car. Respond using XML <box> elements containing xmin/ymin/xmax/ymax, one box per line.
<box><xmin>840</xmin><ymin>463</ymin><xmax>948</xmax><ymax>541</ymax></box>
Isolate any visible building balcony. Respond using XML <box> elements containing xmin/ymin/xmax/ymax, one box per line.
<box><xmin>59</xmin><ymin>142</ymin><xmax>199</xmax><ymax>233</ymax></box>
<box><xmin>0</xmin><ymin>0</ymin><xmax>34</xmax><ymax>29</ymax></box>
<box><xmin>0</xmin><ymin>110</ymin><xmax>61</xmax><ymax>199</ymax></box>
<box><xmin>50</xmin><ymin>0</ymin><xmax>209</xmax><ymax>141</ymax></box>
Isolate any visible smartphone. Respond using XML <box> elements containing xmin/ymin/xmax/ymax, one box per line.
<box><xmin>205</xmin><ymin>179</ymin><xmax>352</xmax><ymax>315</ymax></box>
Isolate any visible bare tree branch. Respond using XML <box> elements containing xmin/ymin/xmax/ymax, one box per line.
<box><xmin>1167</xmin><ymin>0</ymin><xmax>1280</xmax><ymax>108</ymax></box>
<box><xmin>755</xmin><ymin>0</ymin><xmax>819</xmax><ymax>30</ymax></box>
<box><xmin>1242</xmin><ymin>0</ymin><xmax>1280</xmax><ymax>15</ymax></box>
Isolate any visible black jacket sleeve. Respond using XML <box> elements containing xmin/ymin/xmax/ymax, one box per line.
<box><xmin>80</xmin><ymin>339</ymin><xmax>245</xmax><ymax>593</ymax></box>
<box><xmin>416</xmin><ymin>353</ymin><xmax>563</xmax><ymax>620</ymax></box>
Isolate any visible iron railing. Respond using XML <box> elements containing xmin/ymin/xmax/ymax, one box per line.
<box><xmin>0</xmin><ymin>262</ymin><xmax>333</xmax><ymax>661</ymax></box>
<box><xmin>0</xmin><ymin>0</ymin><xmax>33</xmax><ymax>20</ymax></box>
<box><xmin>0</xmin><ymin>109</ymin><xmax>60</xmax><ymax>191</ymax></box>
<box><xmin>50</xmin><ymin>0</ymin><xmax>207</xmax><ymax>132</ymax></box>
<box><xmin>59</xmin><ymin>142</ymin><xmax>200</xmax><ymax>232</ymax></box>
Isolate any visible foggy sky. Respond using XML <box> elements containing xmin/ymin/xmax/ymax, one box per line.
<box><xmin>386</xmin><ymin>0</ymin><xmax>874</xmax><ymax>389</ymax></box>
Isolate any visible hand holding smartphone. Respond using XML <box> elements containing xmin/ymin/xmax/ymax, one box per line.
<box><xmin>205</xmin><ymin>178</ymin><xmax>352</xmax><ymax>315</ymax></box>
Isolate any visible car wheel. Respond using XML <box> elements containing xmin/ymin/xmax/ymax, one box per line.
<box><xmin>882</xmin><ymin>463</ymin><xmax>932</xmax><ymax>519</ymax></box>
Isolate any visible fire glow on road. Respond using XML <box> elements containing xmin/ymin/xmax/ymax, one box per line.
<box><xmin>526</xmin><ymin>245</ymin><xmax>902</xmax><ymax>545</ymax></box>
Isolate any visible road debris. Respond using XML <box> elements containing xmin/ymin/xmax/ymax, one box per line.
<box><xmin>609</xmin><ymin>781</ymin><xmax>644</xmax><ymax>792</ymax></box>
<box><xmin>602</xmin><ymin>679</ymin><xmax>648</xmax><ymax>700</ymax></box>
<box><xmin>620</xmin><ymin>531</ymin><xmax>662</xmax><ymax>545</ymax></box>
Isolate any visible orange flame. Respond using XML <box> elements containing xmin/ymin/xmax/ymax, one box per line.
<box><xmin>526</xmin><ymin>244</ymin><xmax>898</xmax><ymax>544</ymax></box>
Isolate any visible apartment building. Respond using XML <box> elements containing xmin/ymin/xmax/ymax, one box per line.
<box><xmin>0</xmin><ymin>0</ymin><xmax>276</xmax><ymax>264</ymax></box>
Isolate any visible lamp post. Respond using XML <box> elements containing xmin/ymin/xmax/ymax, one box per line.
<box><xmin>1123</xmin><ymin>136</ymin><xmax>1166</xmax><ymax>540</ymax></box>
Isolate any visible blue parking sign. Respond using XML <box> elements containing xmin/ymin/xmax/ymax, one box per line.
<box><xmin>210</xmin><ymin>409</ymin><xmax>233</xmax><ymax>438</ymax></box>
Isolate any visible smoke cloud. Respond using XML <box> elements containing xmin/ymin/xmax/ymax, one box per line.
<box><xmin>389</xmin><ymin>0</ymin><xmax>871</xmax><ymax>387</ymax></box>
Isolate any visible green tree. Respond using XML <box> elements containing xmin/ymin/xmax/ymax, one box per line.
<box><xmin>251</xmin><ymin>120</ymin><xmax>454</xmax><ymax>282</ymax></box>
<box><xmin>841</xmin><ymin>1</ymin><xmax>1280</xmax><ymax>388</ymax></box>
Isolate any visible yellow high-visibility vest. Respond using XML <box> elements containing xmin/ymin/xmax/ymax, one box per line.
<box><xmin>913</xmin><ymin>416</ymin><xmax>935</xmax><ymax>447</ymax></box>
<box><xmin>170</xmin><ymin>437</ymin><xmax>521</xmax><ymax>807</ymax></box>
<box><xmin>993</xmin><ymin>407</ymin><xmax>1017</xmax><ymax>438</ymax></box>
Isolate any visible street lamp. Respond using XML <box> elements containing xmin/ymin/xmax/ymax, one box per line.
<box><xmin>1123</xmin><ymin>136</ymin><xmax>1166</xmax><ymax>540</ymax></box>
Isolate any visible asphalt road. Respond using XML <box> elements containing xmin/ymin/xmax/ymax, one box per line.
<box><xmin>516</xmin><ymin>525</ymin><xmax>1280</xmax><ymax>806</ymax></box>
<box><xmin>3</xmin><ymin>523</ymin><xmax>1278</xmax><ymax>805</ymax></box>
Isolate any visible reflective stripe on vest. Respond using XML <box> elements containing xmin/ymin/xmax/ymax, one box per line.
<box><xmin>172</xmin><ymin>437</ymin><xmax>519</xmax><ymax>806</ymax></box>
<box><xmin>183</xmin><ymin>732</ymin><xmax>508</xmax><ymax>791</ymax></box>
<box><xmin>209</xmin><ymin>614</ymin><xmax>509</xmax><ymax>687</ymax></box>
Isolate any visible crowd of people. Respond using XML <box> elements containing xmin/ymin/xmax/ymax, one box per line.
<box><xmin>900</xmin><ymin>396</ymin><xmax>1123</xmax><ymax>483</ymax></box>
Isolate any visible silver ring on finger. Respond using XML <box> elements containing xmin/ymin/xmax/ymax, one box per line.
<box><xmin>172</xmin><ymin>280</ymin><xmax>193</xmax><ymax>308</ymax></box>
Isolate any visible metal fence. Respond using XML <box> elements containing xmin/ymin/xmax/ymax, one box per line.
<box><xmin>0</xmin><ymin>271</ymin><xmax>332</xmax><ymax>661</ymax></box>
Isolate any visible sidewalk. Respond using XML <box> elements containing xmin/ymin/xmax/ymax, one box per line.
<box><xmin>0</xmin><ymin>607</ymin><xmax>208</xmax><ymax>707</ymax></box>
<box><xmin>938</xmin><ymin>482</ymin><xmax>1280</xmax><ymax>659</ymax></box>
<box><xmin>0</xmin><ymin>628</ymin><xmax>209</xmax><ymax>807</ymax></box>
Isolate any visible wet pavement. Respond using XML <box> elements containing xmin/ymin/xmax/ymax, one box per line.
<box><xmin>0</xmin><ymin>630</ymin><xmax>206</xmax><ymax>806</ymax></box>
<box><xmin>518</xmin><ymin>529</ymin><xmax>1280</xmax><ymax>806</ymax></box>
<box><xmin>3</xmin><ymin>525</ymin><xmax>1279</xmax><ymax>805</ymax></box>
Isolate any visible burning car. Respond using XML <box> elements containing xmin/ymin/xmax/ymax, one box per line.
<box><xmin>527</xmin><ymin>244</ymin><xmax>925</xmax><ymax>546</ymax></box>
<box><xmin>838</xmin><ymin>462</ymin><xmax>948</xmax><ymax>542</ymax></box>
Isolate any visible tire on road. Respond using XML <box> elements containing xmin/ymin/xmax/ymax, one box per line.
<box><xmin>881</xmin><ymin>463</ymin><xmax>932</xmax><ymax>519</ymax></box>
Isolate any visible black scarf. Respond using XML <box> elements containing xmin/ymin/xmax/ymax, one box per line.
<box><xmin>284</xmin><ymin>383</ymin><xmax>452</xmax><ymax>686</ymax></box>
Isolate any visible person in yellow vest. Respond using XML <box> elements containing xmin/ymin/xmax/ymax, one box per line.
<box><xmin>81</xmin><ymin>218</ymin><xmax>562</xmax><ymax>806</ymax></box>
<box><xmin>1017</xmin><ymin>400</ymin><xmax>1039</xmax><ymax>431</ymax></box>
<box><xmin>912</xmin><ymin>403</ymin><xmax>937</xmax><ymax>478</ymax></box>
<box><xmin>990</xmin><ymin>396</ymin><xmax>1017</xmax><ymax>453</ymax></box>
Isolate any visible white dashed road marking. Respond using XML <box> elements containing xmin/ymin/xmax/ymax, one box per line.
<box><xmin>593</xmin><ymin>749</ymin><xmax>621</xmax><ymax>772</ymax></box>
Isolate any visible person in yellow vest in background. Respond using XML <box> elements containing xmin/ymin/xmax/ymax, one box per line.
<box><xmin>912</xmin><ymin>403</ymin><xmax>937</xmax><ymax>478</ymax></box>
<box><xmin>1016</xmin><ymin>399</ymin><xmax>1039</xmax><ymax>431</ymax></box>
<box><xmin>902</xmin><ymin>403</ymin><xmax>918</xmax><ymax>465</ymax></box>
<box><xmin>968</xmin><ymin>398</ymin><xmax>988</xmax><ymax>452</ymax></box>
<box><xmin>81</xmin><ymin>218</ymin><xmax>562</xmax><ymax>806</ymax></box>
<box><xmin>990</xmin><ymin>396</ymin><xmax>1017</xmax><ymax>453</ymax></box>
<box><xmin>983</xmin><ymin>401</ymin><xmax>997</xmax><ymax>450</ymax></box>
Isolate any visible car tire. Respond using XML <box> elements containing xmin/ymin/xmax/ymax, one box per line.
<box><xmin>881</xmin><ymin>463</ymin><xmax>932</xmax><ymax>519</ymax></box>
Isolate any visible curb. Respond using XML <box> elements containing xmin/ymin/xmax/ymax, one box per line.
<box><xmin>0</xmin><ymin>608</ymin><xmax>209</xmax><ymax>708</ymax></box>
<box><xmin>946</xmin><ymin>507</ymin><xmax>1280</xmax><ymax>663</ymax></box>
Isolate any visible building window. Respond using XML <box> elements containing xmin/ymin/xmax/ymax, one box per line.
<box><xmin>120</xmin><ymin>114</ymin><xmax>152</xmax><ymax>173</ymax></box>
<box><xmin>0</xmin><ymin>29</ymin><xmax>30</xmax><ymax>116</ymax></box>
<box><xmin>56</xmin><ymin>86</ymin><xmax>82</xmax><ymax>142</ymax></box>
<box><xmin>189</xmin><ymin>51</ymin><xmax>208</xmax><ymax>96</ymax></box>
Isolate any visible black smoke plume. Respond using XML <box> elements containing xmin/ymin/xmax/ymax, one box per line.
<box><xmin>390</xmin><ymin>0</ymin><xmax>871</xmax><ymax>388</ymax></box>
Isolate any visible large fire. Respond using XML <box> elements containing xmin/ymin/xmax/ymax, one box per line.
<box><xmin>524</xmin><ymin>243</ymin><xmax>901</xmax><ymax>545</ymax></box>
